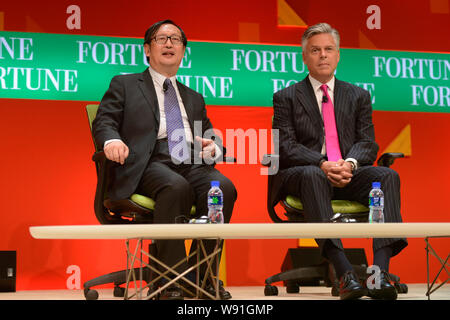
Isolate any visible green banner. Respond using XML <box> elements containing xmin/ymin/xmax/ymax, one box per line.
<box><xmin>1</xmin><ymin>31</ymin><xmax>449</xmax><ymax>112</ymax></box>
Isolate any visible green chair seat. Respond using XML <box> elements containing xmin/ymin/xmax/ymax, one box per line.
<box><xmin>285</xmin><ymin>195</ymin><xmax>369</xmax><ymax>214</ymax></box>
<box><xmin>130</xmin><ymin>194</ymin><xmax>156</xmax><ymax>210</ymax></box>
<box><xmin>130</xmin><ymin>194</ymin><xmax>196</xmax><ymax>216</ymax></box>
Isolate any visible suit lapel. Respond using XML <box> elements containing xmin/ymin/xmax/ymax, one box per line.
<box><xmin>296</xmin><ymin>77</ymin><xmax>323</xmax><ymax>129</ymax></box>
<box><xmin>138</xmin><ymin>69</ymin><xmax>160</xmax><ymax>127</ymax></box>
<box><xmin>333</xmin><ymin>78</ymin><xmax>347</xmax><ymax>144</ymax></box>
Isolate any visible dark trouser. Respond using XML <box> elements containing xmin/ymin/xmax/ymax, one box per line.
<box><xmin>281</xmin><ymin>165</ymin><xmax>408</xmax><ymax>260</ymax></box>
<box><xmin>135</xmin><ymin>139</ymin><xmax>237</xmax><ymax>279</ymax></box>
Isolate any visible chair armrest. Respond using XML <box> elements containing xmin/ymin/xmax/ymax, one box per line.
<box><xmin>92</xmin><ymin>151</ymin><xmax>136</xmax><ymax>165</ymax></box>
<box><xmin>92</xmin><ymin>151</ymin><xmax>106</xmax><ymax>162</ymax></box>
<box><xmin>94</xmin><ymin>150</ymin><xmax>235</xmax><ymax>165</ymax></box>
<box><xmin>377</xmin><ymin>152</ymin><xmax>404</xmax><ymax>167</ymax></box>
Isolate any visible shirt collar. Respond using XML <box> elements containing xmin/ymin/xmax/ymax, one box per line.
<box><xmin>148</xmin><ymin>65</ymin><xmax>177</xmax><ymax>88</ymax></box>
<box><xmin>308</xmin><ymin>75</ymin><xmax>335</xmax><ymax>94</ymax></box>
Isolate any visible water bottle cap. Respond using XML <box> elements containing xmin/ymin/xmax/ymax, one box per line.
<box><xmin>211</xmin><ymin>180</ymin><xmax>220</xmax><ymax>187</ymax></box>
<box><xmin>372</xmin><ymin>182</ymin><xmax>381</xmax><ymax>188</ymax></box>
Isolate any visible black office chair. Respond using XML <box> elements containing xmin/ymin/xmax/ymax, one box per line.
<box><xmin>83</xmin><ymin>104</ymin><xmax>197</xmax><ymax>300</ymax></box>
<box><xmin>262</xmin><ymin>152</ymin><xmax>408</xmax><ymax>296</ymax></box>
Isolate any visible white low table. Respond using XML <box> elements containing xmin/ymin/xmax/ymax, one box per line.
<box><xmin>29</xmin><ymin>222</ymin><xmax>450</xmax><ymax>240</ymax></box>
<box><xmin>30</xmin><ymin>222</ymin><xmax>450</xmax><ymax>299</ymax></box>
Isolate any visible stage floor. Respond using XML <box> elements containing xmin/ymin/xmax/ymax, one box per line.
<box><xmin>1</xmin><ymin>284</ymin><xmax>448</xmax><ymax>300</ymax></box>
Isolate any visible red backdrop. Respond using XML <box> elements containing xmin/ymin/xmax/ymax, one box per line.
<box><xmin>1</xmin><ymin>0</ymin><xmax>449</xmax><ymax>289</ymax></box>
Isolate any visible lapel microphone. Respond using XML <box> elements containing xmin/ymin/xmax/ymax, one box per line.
<box><xmin>322</xmin><ymin>95</ymin><xmax>328</xmax><ymax>103</ymax></box>
<box><xmin>163</xmin><ymin>81</ymin><xmax>168</xmax><ymax>92</ymax></box>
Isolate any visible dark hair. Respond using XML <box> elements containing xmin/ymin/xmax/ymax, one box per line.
<box><xmin>144</xmin><ymin>19</ymin><xmax>188</xmax><ymax>47</ymax></box>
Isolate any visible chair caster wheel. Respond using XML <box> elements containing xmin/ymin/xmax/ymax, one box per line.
<box><xmin>395</xmin><ymin>283</ymin><xmax>408</xmax><ymax>294</ymax></box>
<box><xmin>84</xmin><ymin>288</ymin><xmax>99</xmax><ymax>300</ymax></box>
<box><xmin>113</xmin><ymin>286</ymin><xmax>126</xmax><ymax>297</ymax></box>
<box><xmin>264</xmin><ymin>285</ymin><xmax>278</xmax><ymax>296</ymax></box>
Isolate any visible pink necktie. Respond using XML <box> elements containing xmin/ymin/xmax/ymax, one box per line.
<box><xmin>320</xmin><ymin>84</ymin><xmax>342</xmax><ymax>162</ymax></box>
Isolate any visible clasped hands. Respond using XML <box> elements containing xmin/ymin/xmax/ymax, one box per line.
<box><xmin>320</xmin><ymin>159</ymin><xmax>353</xmax><ymax>188</ymax></box>
<box><xmin>103</xmin><ymin>136</ymin><xmax>216</xmax><ymax>165</ymax></box>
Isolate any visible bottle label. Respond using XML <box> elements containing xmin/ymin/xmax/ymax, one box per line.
<box><xmin>369</xmin><ymin>197</ymin><xmax>384</xmax><ymax>207</ymax></box>
<box><xmin>208</xmin><ymin>195</ymin><xmax>223</xmax><ymax>206</ymax></box>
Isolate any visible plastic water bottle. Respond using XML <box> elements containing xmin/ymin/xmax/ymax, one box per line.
<box><xmin>369</xmin><ymin>182</ymin><xmax>384</xmax><ymax>223</ymax></box>
<box><xmin>207</xmin><ymin>181</ymin><xmax>224</xmax><ymax>224</ymax></box>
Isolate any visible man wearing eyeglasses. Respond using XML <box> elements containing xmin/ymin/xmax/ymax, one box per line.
<box><xmin>93</xmin><ymin>20</ymin><xmax>236</xmax><ymax>300</ymax></box>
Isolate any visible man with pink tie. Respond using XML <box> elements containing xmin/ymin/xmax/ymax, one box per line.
<box><xmin>271</xmin><ymin>23</ymin><xmax>407</xmax><ymax>300</ymax></box>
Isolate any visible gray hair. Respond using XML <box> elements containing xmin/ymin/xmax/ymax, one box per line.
<box><xmin>301</xmin><ymin>23</ymin><xmax>340</xmax><ymax>50</ymax></box>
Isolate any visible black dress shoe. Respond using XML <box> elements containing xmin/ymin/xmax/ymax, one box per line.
<box><xmin>192</xmin><ymin>280</ymin><xmax>231</xmax><ymax>300</ymax></box>
<box><xmin>367</xmin><ymin>270</ymin><xmax>398</xmax><ymax>300</ymax></box>
<box><xmin>339</xmin><ymin>271</ymin><xmax>367</xmax><ymax>300</ymax></box>
<box><xmin>160</xmin><ymin>285</ymin><xmax>184</xmax><ymax>300</ymax></box>
<box><xmin>204</xmin><ymin>280</ymin><xmax>232</xmax><ymax>300</ymax></box>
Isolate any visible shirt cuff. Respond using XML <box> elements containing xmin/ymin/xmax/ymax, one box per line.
<box><xmin>104</xmin><ymin>139</ymin><xmax>122</xmax><ymax>148</ymax></box>
<box><xmin>345</xmin><ymin>158</ymin><xmax>359</xmax><ymax>171</ymax></box>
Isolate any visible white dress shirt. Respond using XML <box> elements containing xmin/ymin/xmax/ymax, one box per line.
<box><xmin>149</xmin><ymin>66</ymin><xmax>193</xmax><ymax>143</ymax></box>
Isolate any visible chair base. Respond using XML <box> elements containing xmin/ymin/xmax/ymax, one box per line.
<box><xmin>264</xmin><ymin>246</ymin><xmax>408</xmax><ymax>297</ymax></box>
<box><xmin>264</xmin><ymin>247</ymin><xmax>368</xmax><ymax>296</ymax></box>
<box><xmin>83</xmin><ymin>244</ymin><xmax>156</xmax><ymax>300</ymax></box>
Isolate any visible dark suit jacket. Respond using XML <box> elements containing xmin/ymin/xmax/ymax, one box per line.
<box><xmin>270</xmin><ymin>76</ymin><xmax>379</xmax><ymax>207</ymax></box>
<box><xmin>92</xmin><ymin>68</ymin><xmax>222</xmax><ymax>201</ymax></box>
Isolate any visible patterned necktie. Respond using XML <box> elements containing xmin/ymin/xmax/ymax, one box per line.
<box><xmin>320</xmin><ymin>84</ymin><xmax>342</xmax><ymax>161</ymax></box>
<box><xmin>164</xmin><ymin>78</ymin><xmax>189</xmax><ymax>163</ymax></box>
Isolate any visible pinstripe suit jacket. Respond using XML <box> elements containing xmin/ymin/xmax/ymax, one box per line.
<box><xmin>270</xmin><ymin>76</ymin><xmax>379</xmax><ymax>206</ymax></box>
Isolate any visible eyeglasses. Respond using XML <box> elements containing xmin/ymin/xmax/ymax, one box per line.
<box><xmin>151</xmin><ymin>35</ymin><xmax>184</xmax><ymax>46</ymax></box>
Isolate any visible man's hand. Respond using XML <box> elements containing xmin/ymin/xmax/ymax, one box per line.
<box><xmin>104</xmin><ymin>140</ymin><xmax>129</xmax><ymax>165</ymax></box>
<box><xmin>320</xmin><ymin>159</ymin><xmax>353</xmax><ymax>188</ymax></box>
<box><xmin>195</xmin><ymin>136</ymin><xmax>216</xmax><ymax>159</ymax></box>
